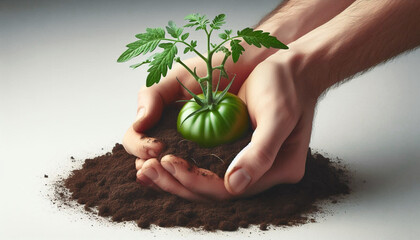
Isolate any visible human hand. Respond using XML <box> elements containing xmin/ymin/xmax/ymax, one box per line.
<box><xmin>122</xmin><ymin>44</ymin><xmax>273</xmax><ymax>200</ymax></box>
<box><xmin>224</xmin><ymin>52</ymin><xmax>317</xmax><ymax>196</ymax></box>
<box><xmin>124</xmin><ymin>48</ymin><xmax>318</xmax><ymax>200</ymax></box>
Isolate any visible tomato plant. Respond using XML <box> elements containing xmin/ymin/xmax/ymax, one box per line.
<box><xmin>118</xmin><ymin>13</ymin><xmax>287</xmax><ymax>147</ymax></box>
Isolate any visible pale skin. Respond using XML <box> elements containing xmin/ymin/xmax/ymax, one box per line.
<box><xmin>123</xmin><ymin>0</ymin><xmax>420</xmax><ymax>201</ymax></box>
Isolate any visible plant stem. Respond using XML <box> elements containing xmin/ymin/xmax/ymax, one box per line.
<box><xmin>210</xmin><ymin>36</ymin><xmax>239</xmax><ymax>55</ymax></box>
<box><xmin>176</xmin><ymin>58</ymin><xmax>200</xmax><ymax>81</ymax></box>
<box><xmin>206</xmin><ymin>30</ymin><xmax>213</xmax><ymax>106</ymax></box>
<box><xmin>163</xmin><ymin>38</ymin><xmax>207</xmax><ymax>62</ymax></box>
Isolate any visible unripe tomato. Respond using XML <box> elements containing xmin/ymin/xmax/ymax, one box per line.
<box><xmin>177</xmin><ymin>92</ymin><xmax>250</xmax><ymax>147</ymax></box>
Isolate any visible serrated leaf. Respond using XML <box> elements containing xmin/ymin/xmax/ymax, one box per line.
<box><xmin>129</xmin><ymin>60</ymin><xmax>151</xmax><ymax>69</ymax></box>
<box><xmin>159</xmin><ymin>42</ymin><xmax>173</xmax><ymax>48</ymax></box>
<box><xmin>135</xmin><ymin>27</ymin><xmax>165</xmax><ymax>40</ymax></box>
<box><xmin>230</xmin><ymin>39</ymin><xmax>245</xmax><ymax>63</ymax></box>
<box><xmin>221</xmin><ymin>46</ymin><xmax>231</xmax><ymax>55</ymax></box>
<box><xmin>166</xmin><ymin>20</ymin><xmax>183</xmax><ymax>38</ymax></box>
<box><xmin>181</xmin><ymin>33</ymin><xmax>189</xmax><ymax>41</ymax></box>
<box><xmin>117</xmin><ymin>28</ymin><xmax>165</xmax><ymax>63</ymax></box>
<box><xmin>224</xmin><ymin>29</ymin><xmax>232</xmax><ymax>36</ymax></box>
<box><xmin>185</xmin><ymin>13</ymin><xmax>208</xmax><ymax>31</ymax></box>
<box><xmin>190</xmin><ymin>40</ymin><xmax>197</xmax><ymax>48</ymax></box>
<box><xmin>237</xmin><ymin>27</ymin><xmax>288</xmax><ymax>49</ymax></box>
<box><xmin>184</xmin><ymin>22</ymin><xmax>199</xmax><ymax>28</ymax></box>
<box><xmin>218</xmin><ymin>33</ymin><xmax>228</xmax><ymax>40</ymax></box>
<box><xmin>184</xmin><ymin>13</ymin><xmax>201</xmax><ymax>22</ymax></box>
<box><xmin>210</xmin><ymin>14</ymin><xmax>226</xmax><ymax>30</ymax></box>
<box><xmin>145</xmin><ymin>43</ymin><xmax>178</xmax><ymax>86</ymax></box>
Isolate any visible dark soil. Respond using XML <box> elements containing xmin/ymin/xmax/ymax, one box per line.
<box><xmin>58</xmin><ymin>105</ymin><xmax>350</xmax><ymax>231</ymax></box>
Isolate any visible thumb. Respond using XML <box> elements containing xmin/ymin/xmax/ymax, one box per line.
<box><xmin>132</xmin><ymin>87</ymin><xmax>164</xmax><ymax>133</ymax></box>
<box><xmin>224</xmin><ymin>117</ymin><xmax>294</xmax><ymax>195</ymax></box>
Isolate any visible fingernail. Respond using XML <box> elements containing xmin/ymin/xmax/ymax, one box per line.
<box><xmin>141</xmin><ymin>167</ymin><xmax>158</xmax><ymax>180</ymax></box>
<box><xmin>148</xmin><ymin>149</ymin><xmax>157</xmax><ymax>157</ymax></box>
<box><xmin>228</xmin><ymin>168</ymin><xmax>251</xmax><ymax>194</ymax></box>
<box><xmin>136</xmin><ymin>107</ymin><xmax>145</xmax><ymax>122</ymax></box>
<box><xmin>162</xmin><ymin>162</ymin><xmax>175</xmax><ymax>175</ymax></box>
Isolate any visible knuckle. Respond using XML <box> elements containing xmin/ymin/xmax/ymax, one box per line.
<box><xmin>135</xmin><ymin>143</ymin><xmax>148</xmax><ymax>158</ymax></box>
<box><xmin>252</xmin><ymin>147</ymin><xmax>274</xmax><ymax>171</ymax></box>
<box><xmin>141</xmin><ymin>158</ymin><xmax>159</xmax><ymax>169</ymax></box>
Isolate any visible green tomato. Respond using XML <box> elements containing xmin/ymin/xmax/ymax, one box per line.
<box><xmin>177</xmin><ymin>92</ymin><xmax>250</xmax><ymax>148</ymax></box>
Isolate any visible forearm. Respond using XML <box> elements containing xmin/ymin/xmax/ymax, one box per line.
<box><xmin>233</xmin><ymin>0</ymin><xmax>356</xmax><ymax>63</ymax></box>
<box><xmin>289</xmin><ymin>0</ymin><xmax>420</xmax><ymax>97</ymax></box>
<box><xmin>257</xmin><ymin>0</ymin><xmax>355</xmax><ymax>44</ymax></box>
<box><xmin>229</xmin><ymin>0</ymin><xmax>355</xmax><ymax>88</ymax></box>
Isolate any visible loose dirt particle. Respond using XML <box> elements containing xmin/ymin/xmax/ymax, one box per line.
<box><xmin>57</xmin><ymin>106</ymin><xmax>350</xmax><ymax>231</ymax></box>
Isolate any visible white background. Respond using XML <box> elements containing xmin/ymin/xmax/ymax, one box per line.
<box><xmin>1</xmin><ymin>0</ymin><xmax>419</xmax><ymax>239</ymax></box>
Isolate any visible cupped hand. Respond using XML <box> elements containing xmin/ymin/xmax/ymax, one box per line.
<box><xmin>123</xmin><ymin>48</ymin><xmax>317</xmax><ymax>201</ymax></box>
<box><xmin>122</xmin><ymin>46</ymin><xmax>261</xmax><ymax>200</ymax></box>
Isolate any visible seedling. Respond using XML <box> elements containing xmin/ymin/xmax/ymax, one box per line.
<box><xmin>118</xmin><ymin>13</ymin><xmax>288</xmax><ymax>147</ymax></box>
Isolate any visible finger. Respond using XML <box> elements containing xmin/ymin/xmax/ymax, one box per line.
<box><xmin>244</xmin><ymin>144</ymin><xmax>308</xmax><ymax>197</ymax></box>
<box><xmin>136</xmin><ymin>168</ymin><xmax>162</xmax><ymax>192</ymax></box>
<box><xmin>135</xmin><ymin>158</ymin><xmax>146</xmax><ymax>171</ymax></box>
<box><xmin>133</xmin><ymin>64</ymin><xmax>201</xmax><ymax>132</ymax></box>
<box><xmin>133</xmin><ymin>86</ymin><xmax>165</xmax><ymax>132</ymax></box>
<box><xmin>242</xmin><ymin>111</ymin><xmax>314</xmax><ymax>196</ymax></box>
<box><xmin>122</xmin><ymin>126</ymin><xmax>164</xmax><ymax>159</ymax></box>
<box><xmin>224</xmin><ymin>110</ymin><xmax>297</xmax><ymax>195</ymax></box>
<box><xmin>161</xmin><ymin>155</ymin><xmax>232</xmax><ymax>200</ymax></box>
<box><xmin>137</xmin><ymin>158</ymin><xmax>207</xmax><ymax>202</ymax></box>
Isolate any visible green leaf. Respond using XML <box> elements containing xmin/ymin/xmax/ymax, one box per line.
<box><xmin>214</xmin><ymin>46</ymin><xmax>230</xmax><ymax>55</ymax></box>
<box><xmin>129</xmin><ymin>60</ymin><xmax>151</xmax><ymax>69</ymax></box>
<box><xmin>176</xmin><ymin>77</ymin><xmax>204</xmax><ymax>106</ymax></box>
<box><xmin>180</xmin><ymin>106</ymin><xmax>209</xmax><ymax>127</ymax></box>
<box><xmin>218</xmin><ymin>33</ymin><xmax>228</xmax><ymax>40</ymax></box>
<box><xmin>166</xmin><ymin>21</ymin><xmax>183</xmax><ymax>38</ymax></box>
<box><xmin>159</xmin><ymin>42</ymin><xmax>173</xmax><ymax>48</ymax></box>
<box><xmin>145</xmin><ymin>43</ymin><xmax>178</xmax><ymax>86</ymax></box>
<box><xmin>183</xmin><ymin>47</ymin><xmax>191</xmax><ymax>54</ymax></box>
<box><xmin>213</xmin><ymin>68</ymin><xmax>223</xmax><ymax>97</ymax></box>
<box><xmin>214</xmin><ymin>74</ymin><xmax>236</xmax><ymax>105</ymax></box>
<box><xmin>176</xmin><ymin>99</ymin><xmax>196</xmax><ymax>103</ymax></box>
<box><xmin>184</xmin><ymin>13</ymin><xmax>209</xmax><ymax>31</ymax></box>
<box><xmin>181</xmin><ymin>33</ymin><xmax>189</xmax><ymax>41</ymax></box>
<box><xmin>230</xmin><ymin>39</ymin><xmax>245</xmax><ymax>63</ymax></box>
<box><xmin>184</xmin><ymin>13</ymin><xmax>201</xmax><ymax>22</ymax></box>
<box><xmin>224</xmin><ymin>29</ymin><xmax>232</xmax><ymax>36</ymax></box>
<box><xmin>117</xmin><ymin>28</ymin><xmax>165</xmax><ymax>63</ymax></box>
<box><xmin>210</xmin><ymin>14</ymin><xmax>226</xmax><ymax>30</ymax></box>
<box><xmin>237</xmin><ymin>27</ymin><xmax>288</xmax><ymax>49</ymax></box>
<box><xmin>190</xmin><ymin>40</ymin><xmax>197</xmax><ymax>48</ymax></box>
<box><xmin>184</xmin><ymin>22</ymin><xmax>199</xmax><ymax>28</ymax></box>
<box><xmin>134</xmin><ymin>27</ymin><xmax>165</xmax><ymax>40</ymax></box>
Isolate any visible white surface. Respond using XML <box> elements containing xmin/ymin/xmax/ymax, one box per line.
<box><xmin>1</xmin><ymin>0</ymin><xmax>419</xmax><ymax>239</ymax></box>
